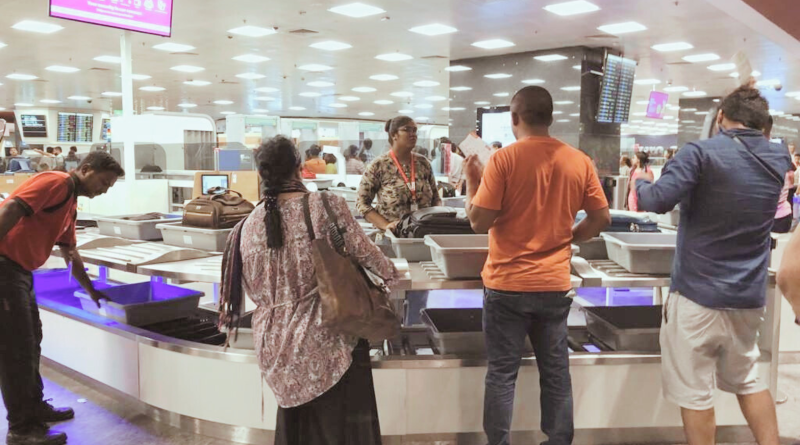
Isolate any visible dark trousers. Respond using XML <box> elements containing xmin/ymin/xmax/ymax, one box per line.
<box><xmin>0</xmin><ymin>257</ymin><xmax>45</xmax><ymax>433</ymax></box>
<box><xmin>275</xmin><ymin>339</ymin><xmax>381</xmax><ymax>445</ymax></box>
<box><xmin>483</xmin><ymin>289</ymin><xmax>574</xmax><ymax>445</ymax></box>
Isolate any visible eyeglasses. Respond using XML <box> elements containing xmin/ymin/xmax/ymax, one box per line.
<box><xmin>399</xmin><ymin>126</ymin><xmax>418</xmax><ymax>134</ymax></box>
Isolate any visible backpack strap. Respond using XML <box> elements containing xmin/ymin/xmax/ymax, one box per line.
<box><xmin>302</xmin><ymin>194</ymin><xmax>316</xmax><ymax>241</ymax></box>
<box><xmin>43</xmin><ymin>174</ymin><xmax>78</xmax><ymax>214</ymax></box>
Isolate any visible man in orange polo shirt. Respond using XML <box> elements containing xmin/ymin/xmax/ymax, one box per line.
<box><xmin>464</xmin><ymin>86</ymin><xmax>610</xmax><ymax>445</ymax></box>
<box><xmin>0</xmin><ymin>152</ymin><xmax>124</xmax><ymax>445</ymax></box>
<box><xmin>303</xmin><ymin>145</ymin><xmax>327</xmax><ymax>174</ymax></box>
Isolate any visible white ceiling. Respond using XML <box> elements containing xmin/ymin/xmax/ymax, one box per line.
<box><xmin>0</xmin><ymin>0</ymin><xmax>798</xmax><ymax>126</ymax></box>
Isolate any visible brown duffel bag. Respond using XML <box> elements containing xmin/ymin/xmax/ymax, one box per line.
<box><xmin>183</xmin><ymin>190</ymin><xmax>255</xmax><ymax>229</ymax></box>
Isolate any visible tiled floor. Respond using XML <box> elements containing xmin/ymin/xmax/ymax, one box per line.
<box><xmin>1</xmin><ymin>364</ymin><xmax>799</xmax><ymax>445</ymax></box>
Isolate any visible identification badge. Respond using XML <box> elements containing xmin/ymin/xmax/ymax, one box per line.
<box><xmin>411</xmin><ymin>203</ymin><xmax>419</xmax><ymax>212</ymax></box>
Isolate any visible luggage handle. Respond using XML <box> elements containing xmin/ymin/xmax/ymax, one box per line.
<box><xmin>210</xmin><ymin>189</ymin><xmax>243</xmax><ymax>200</ymax></box>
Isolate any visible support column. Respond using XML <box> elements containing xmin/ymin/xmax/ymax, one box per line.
<box><xmin>120</xmin><ymin>31</ymin><xmax>136</xmax><ymax>183</ymax></box>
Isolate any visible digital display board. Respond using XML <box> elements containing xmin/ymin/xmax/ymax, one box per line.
<box><xmin>597</xmin><ymin>54</ymin><xmax>636</xmax><ymax>124</ymax></box>
<box><xmin>58</xmin><ymin>112</ymin><xmax>94</xmax><ymax>142</ymax></box>
<box><xmin>50</xmin><ymin>0</ymin><xmax>173</xmax><ymax>37</ymax></box>
<box><xmin>20</xmin><ymin>115</ymin><xmax>48</xmax><ymax>138</ymax></box>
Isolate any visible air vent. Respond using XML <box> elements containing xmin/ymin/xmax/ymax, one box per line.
<box><xmin>220</xmin><ymin>80</ymin><xmax>240</xmax><ymax>85</ymax></box>
<box><xmin>667</xmin><ymin>61</ymin><xmax>691</xmax><ymax>65</ymax></box>
<box><xmin>289</xmin><ymin>29</ymin><xmax>318</xmax><ymax>34</ymax></box>
<box><xmin>89</xmin><ymin>67</ymin><xmax>111</xmax><ymax>71</ymax></box>
<box><xmin>422</xmin><ymin>55</ymin><xmax>448</xmax><ymax>59</ymax></box>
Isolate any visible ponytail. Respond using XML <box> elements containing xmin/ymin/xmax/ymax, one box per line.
<box><xmin>257</xmin><ymin>136</ymin><xmax>307</xmax><ymax>249</ymax></box>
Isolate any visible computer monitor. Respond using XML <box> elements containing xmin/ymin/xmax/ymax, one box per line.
<box><xmin>201</xmin><ymin>174</ymin><xmax>229</xmax><ymax>194</ymax></box>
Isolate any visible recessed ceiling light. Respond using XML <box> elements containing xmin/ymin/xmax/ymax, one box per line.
<box><xmin>45</xmin><ymin>65</ymin><xmax>80</xmax><ymax>73</ymax></box>
<box><xmin>221</xmin><ymin>111</ymin><xmax>236</xmax><ymax>115</ymax></box>
<box><xmin>543</xmin><ymin>0</ymin><xmax>600</xmax><ymax>16</ymax></box>
<box><xmin>664</xmin><ymin>116</ymin><xmax>675</xmax><ymax>120</ymax></box>
<box><xmin>131</xmin><ymin>74</ymin><xmax>151</xmax><ymax>80</ymax></box>
<box><xmin>255</xmin><ymin>87</ymin><xmax>279</xmax><ymax>93</ymax></box>
<box><xmin>102</xmin><ymin>92</ymin><xmax>123</xmax><ymax>97</ymax></box>
<box><xmin>14</xmin><ymin>103</ymin><xmax>33</xmax><ymax>107</ymax></box>
<box><xmin>682</xmin><ymin>108</ymin><xmax>698</xmax><ymax>112</ymax></box>
<box><xmin>370</xmin><ymin>74</ymin><xmax>399</xmax><ymax>81</ymax></box>
<box><xmin>359</xmin><ymin>112</ymin><xmax>375</xmax><ymax>116</ymax></box>
<box><xmin>597</xmin><ymin>21</ymin><xmax>647</xmax><ymax>35</ymax></box>
<box><xmin>573</xmin><ymin>65</ymin><xmax>582</xmax><ymax>70</ymax></box>
<box><xmin>308</xmin><ymin>81</ymin><xmax>335</xmax><ymax>88</ymax></box>
<box><xmin>256</xmin><ymin>96</ymin><xmax>276</xmax><ymax>101</ymax></box>
<box><xmin>12</xmin><ymin>20</ymin><xmax>63</xmax><ymax>34</ymax></box>
<box><xmin>228</xmin><ymin>26</ymin><xmax>277</xmax><ymax>37</ymax></box>
<box><xmin>756</xmin><ymin>79</ymin><xmax>782</xmax><ymax>87</ymax></box>
<box><xmin>214</xmin><ymin>100</ymin><xmax>234</xmax><ymax>105</ymax></box>
<box><xmin>534</xmin><ymin>54</ymin><xmax>569</xmax><ymax>62</ymax></box>
<box><xmin>40</xmin><ymin>99</ymin><xmax>62</xmax><ymax>104</ymax></box>
<box><xmin>328</xmin><ymin>3</ymin><xmax>386</xmax><ymax>18</ymax></box>
<box><xmin>0</xmin><ymin>43</ymin><xmax>6</xmax><ymax>49</ymax></box>
<box><xmin>695</xmin><ymin>111</ymin><xmax>709</xmax><ymax>115</ymax></box>
<box><xmin>553</xmin><ymin>111</ymin><xmax>564</xmax><ymax>115</ymax></box>
<box><xmin>374</xmin><ymin>100</ymin><xmax>394</xmax><ymax>105</ymax></box>
<box><xmin>376</xmin><ymin>53</ymin><xmax>413</xmax><ymax>62</ymax></box>
<box><xmin>634</xmin><ymin>79</ymin><xmax>661</xmax><ymax>85</ymax></box>
<box><xmin>94</xmin><ymin>55</ymin><xmax>122</xmax><ymax>64</ymax></box>
<box><xmin>651</xmin><ymin>42</ymin><xmax>694</xmax><ymax>52</ymax></box>
<box><xmin>68</xmin><ymin>96</ymin><xmax>91</xmax><ymax>100</ymax></box>
<box><xmin>178</xmin><ymin>103</ymin><xmax>198</xmax><ymax>108</ymax></box>
<box><xmin>708</xmin><ymin>63</ymin><xmax>736</xmax><ymax>71</ymax></box>
<box><xmin>494</xmin><ymin>92</ymin><xmax>510</xmax><ymax>97</ymax></box>
<box><xmin>446</xmin><ymin>65</ymin><xmax>472</xmax><ymax>72</ymax></box>
<box><xmin>391</xmin><ymin>91</ymin><xmax>414</xmax><ymax>97</ymax></box>
<box><xmin>729</xmin><ymin>70</ymin><xmax>761</xmax><ymax>78</ymax></box>
<box><xmin>636</xmin><ymin>100</ymin><xmax>650</xmax><ymax>105</ymax></box>
<box><xmin>147</xmin><ymin>106</ymin><xmax>165</xmax><ymax>111</ymax></box>
<box><xmin>153</xmin><ymin>42</ymin><xmax>195</xmax><ymax>52</ymax></box>
<box><xmin>236</xmin><ymin>73</ymin><xmax>266</xmax><ymax>80</ymax></box>
<box><xmin>442</xmin><ymin>107</ymin><xmax>466</xmax><ymax>111</ymax></box>
<box><xmin>232</xmin><ymin>54</ymin><xmax>271</xmax><ymax>63</ymax></box>
<box><xmin>6</xmin><ymin>74</ymin><xmax>37</xmax><ymax>80</ymax></box>
<box><xmin>554</xmin><ymin>100</ymin><xmax>574</xmax><ymax>105</ymax></box>
<box><xmin>522</xmin><ymin>79</ymin><xmax>546</xmax><ymax>84</ymax></box>
<box><xmin>683</xmin><ymin>91</ymin><xmax>707</xmax><ymax>97</ymax></box>
<box><xmin>485</xmin><ymin>73</ymin><xmax>512</xmax><ymax>79</ymax></box>
<box><xmin>570</xmin><ymin>113</ymin><xmax>580</xmax><ymax>117</ymax></box>
<box><xmin>409</xmin><ymin>23</ymin><xmax>458</xmax><ymax>36</ymax></box>
<box><xmin>139</xmin><ymin>86</ymin><xmax>165</xmax><ymax>92</ymax></box>
<box><xmin>353</xmin><ymin>86</ymin><xmax>377</xmax><ymax>93</ymax></box>
<box><xmin>631</xmin><ymin>112</ymin><xmax>647</xmax><ymax>116</ymax></box>
<box><xmin>398</xmin><ymin>109</ymin><xmax>414</xmax><ymax>113</ymax></box>
<box><xmin>252</xmin><ymin>109</ymin><xmax>270</xmax><ymax>113</ymax></box>
<box><xmin>425</xmin><ymin>96</ymin><xmax>447</xmax><ymax>101</ymax></box>
<box><xmin>415</xmin><ymin>104</ymin><xmax>433</xmax><ymax>109</ymax></box>
<box><xmin>664</xmin><ymin>86</ymin><xmax>689</xmax><ymax>92</ymax></box>
<box><xmin>450</xmin><ymin>86</ymin><xmax>473</xmax><ymax>91</ymax></box>
<box><xmin>339</xmin><ymin>96</ymin><xmax>361</xmax><ymax>101</ymax></box>
<box><xmin>414</xmin><ymin>80</ymin><xmax>440</xmax><ymax>87</ymax></box>
<box><xmin>683</xmin><ymin>53</ymin><xmax>720</xmax><ymax>63</ymax></box>
<box><xmin>310</xmin><ymin>41</ymin><xmax>352</xmax><ymax>51</ymax></box>
<box><xmin>472</xmin><ymin>39</ymin><xmax>515</xmax><ymax>49</ymax></box>
<box><xmin>298</xmin><ymin>64</ymin><xmax>333</xmax><ymax>72</ymax></box>
<box><xmin>171</xmin><ymin>65</ymin><xmax>205</xmax><ymax>73</ymax></box>
<box><xmin>289</xmin><ymin>106</ymin><xmax>306</xmax><ymax>111</ymax></box>
<box><xmin>475</xmin><ymin>101</ymin><xmax>491</xmax><ymax>105</ymax></box>
<box><xmin>299</xmin><ymin>92</ymin><xmax>322</xmax><ymax>97</ymax></box>
<box><xmin>561</xmin><ymin>86</ymin><xmax>581</xmax><ymax>91</ymax></box>
<box><xmin>184</xmin><ymin>80</ymin><xmax>212</xmax><ymax>86</ymax></box>
<box><xmin>556</xmin><ymin>119</ymin><xmax>571</xmax><ymax>123</ymax></box>
<box><xmin>416</xmin><ymin>116</ymin><xmax>431</xmax><ymax>121</ymax></box>
<box><xmin>329</xmin><ymin>103</ymin><xmax>348</xmax><ymax>108</ymax></box>
<box><xmin>786</xmin><ymin>91</ymin><xmax>800</xmax><ymax>97</ymax></box>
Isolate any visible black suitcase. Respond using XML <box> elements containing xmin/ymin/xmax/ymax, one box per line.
<box><xmin>396</xmin><ymin>206</ymin><xmax>474</xmax><ymax>238</ymax></box>
<box><xmin>575</xmin><ymin>210</ymin><xmax>660</xmax><ymax>233</ymax></box>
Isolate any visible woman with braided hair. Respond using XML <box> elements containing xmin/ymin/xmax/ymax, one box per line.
<box><xmin>220</xmin><ymin>135</ymin><xmax>398</xmax><ymax>445</ymax></box>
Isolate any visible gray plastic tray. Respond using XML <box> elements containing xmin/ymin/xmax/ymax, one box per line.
<box><xmin>421</xmin><ymin>308</ymin><xmax>532</xmax><ymax>356</ymax></box>
<box><xmin>425</xmin><ymin>235</ymin><xmax>489</xmax><ymax>279</ymax></box>
<box><xmin>652</xmin><ymin>208</ymin><xmax>680</xmax><ymax>227</ymax></box>
<box><xmin>75</xmin><ymin>281</ymin><xmax>203</xmax><ymax>327</ymax></box>
<box><xmin>601</xmin><ymin>233</ymin><xmax>676</xmax><ymax>274</ymax></box>
<box><xmin>157</xmin><ymin>223</ymin><xmax>232</xmax><ymax>252</ymax></box>
<box><xmin>575</xmin><ymin>237</ymin><xmax>608</xmax><ymax>260</ymax></box>
<box><xmin>442</xmin><ymin>196</ymin><xmax>466</xmax><ymax>209</ymax></box>
<box><xmin>583</xmin><ymin>306</ymin><xmax>661</xmax><ymax>352</ymax></box>
<box><xmin>97</xmin><ymin>214</ymin><xmax>181</xmax><ymax>241</ymax></box>
<box><xmin>385</xmin><ymin>230</ymin><xmax>432</xmax><ymax>262</ymax></box>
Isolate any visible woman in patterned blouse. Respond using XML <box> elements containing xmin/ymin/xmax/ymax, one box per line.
<box><xmin>239</xmin><ymin>136</ymin><xmax>399</xmax><ymax>444</ymax></box>
<box><xmin>357</xmin><ymin>116</ymin><xmax>442</xmax><ymax>233</ymax></box>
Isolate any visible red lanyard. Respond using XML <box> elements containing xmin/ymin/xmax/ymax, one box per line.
<box><xmin>389</xmin><ymin>151</ymin><xmax>416</xmax><ymax>202</ymax></box>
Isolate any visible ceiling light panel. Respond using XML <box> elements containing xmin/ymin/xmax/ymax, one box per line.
<box><xmin>522</xmin><ymin>79</ymin><xmax>546</xmax><ymax>84</ymax></box>
<box><xmin>12</xmin><ymin>20</ymin><xmax>63</xmax><ymax>34</ymax></box>
<box><xmin>425</xmin><ymin>96</ymin><xmax>447</xmax><ymax>102</ymax></box>
<box><xmin>409</xmin><ymin>23</ymin><xmax>458</xmax><ymax>36</ymax></box>
<box><xmin>102</xmin><ymin>92</ymin><xmax>123</xmax><ymax>97</ymax></box>
<box><xmin>359</xmin><ymin>112</ymin><xmax>375</xmax><ymax>116</ymax></box>
<box><xmin>228</xmin><ymin>26</ymin><xmax>277</xmax><ymax>37</ymax></box>
<box><xmin>597</xmin><ymin>21</ymin><xmax>647</xmax><ymax>35</ymax></box>
<box><xmin>414</xmin><ymin>80</ymin><xmax>440</xmax><ymax>87</ymax></box>
<box><xmin>147</xmin><ymin>106</ymin><xmax>165</xmax><ymax>111</ymax></box>
<box><xmin>40</xmin><ymin>99</ymin><xmax>62</xmax><ymax>104</ymax></box>
<box><xmin>634</xmin><ymin>79</ymin><xmax>661</xmax><ymax>85</ymax></box>
<box><xmin>214</xmin><ymin>100</ymin><xmax>234</xmax><ymax>105</ymax></box>
<box><xmin>651</xmin><ymin>42</ymin><xmax>694</xmax><ymax>52</ymax></box>
<box><xmin>329</xmin><ymin>103</ymin><xmax>348</xmax><ymax>108</ymax></box>
<box><xmin>391</xmin><ymin>91</ymin><xmax>414</xmax><ymax>97</ymax></box>
<box><xmin>236</xmin><ymin>73</ymin><xmax>266</xmax><ymax>80</ymax></box>
<box><xmin>131</xmin><ymin>74</ymin><xmax>151</xmax><ymax>80</ymax></box>
<box><xmin>494</xmin><ymin>92</ymin><xmax>509</xmax><ymax>97</ymax></box>
<box><xmin>299</xmin><ymin>92</ymin><xmax>322</xmax><ymax>97</ymax></box>
<box><xmin>298</xmin><ymin>64</ymin><xmax>333</xmax><ymax>72</ymax></box>
<box><xmin>374</xmin><ymin>100</ymin><xmax>393</xmax><ymax>105</ymax></box>
<box><xmin>178</xmin><ymin>103</ymin><xmax>197</xmax><ymax>108</ymax></box>
<box><xmin>485</xmin><ymin>73</ymin><xmax>512</xmax><ymax>79</ymax></box>
<box><xmin>184</xmin><ymin>80</ymin><xmax>211</xmax><ymax>86</ymax></box>
<box><xmin>328</xmin><ymin>3</ymin><xmax>386</xmax><ymax>18</ymax></box>
<box><xmin>255</xmin><ymin>87</ymin><xmax>279</xmax><ymax>93</ymax></box>
<box><xmin>450</xmin><ymin>86</ymin><xmax>472</xmax><ymax>91</ymax></box>
<box><xmin>256</xmin><ymin>97</ymin><xmax>276</xmax><ymax>101</ymax></box>
<box><xmin>475</xmin><ymin>101</ymin><xmax>490</xmax><ymax>105</ymax></box>
<box><xmin>399</xmin><ymin>109</ymin><xmax>414</xmax><ymax>113</ymax></box>
<box><xmin>6</xmin><ymin>74</ymin><xmax>37</xmax><ymax>80</ymax></box>
<box><xmin>472</xmin><ymin>39</ymin><xmax>515</xmax><ymax>49</ymax></box>
<box><xmin>376</xmin><ymin>53</ymin><xmax>413</xmax><ymax>62</ymax></box>
<box><xmin>94</xmin><ymin>55</ymin><xmax>121</xmax><ymax>64</ymax></box>
<box><xmin>683</xmin><ymin>53</ymin><xmax>720</xmax><ymax>63</ymax></box>
<box><xmin>543</xmin><ymin>0</ymin><xmax>600</xmax><ymax>16</ymax></box>
<box><xmin>353</xmin><ymin>86</ymin><xmax>377</xmax><ymax>93</ymax></box>
<box><xmin>310</xmin><ymin>41</ymin><xmax>352</xmax><ymax>51</ymax></box>
<box><xmin>68</xmin><ymin>96</ymin><xmax>91</xmax><ymax>100</ymax></box>
<box><xmin>171</xmin><ymin>65</ymin><xmax>205</xmax><ymax>73</ymax></box>
<box><xmin>683</xmin><ymin>91</ymin><xmax>708</xmax><ymax>97</ymax></box>
<box><xmin>14</xmin><ymin>103</ymin><xmax>33</xmax><ymax>107</ymax></box>
<box><xmin>139</xmin><ymin>86</ymin><xmax>166</xmax><ymax>92</ymax></box>
<box><xmin>153</xmin><ymin>42</ymin><xmax>195</xmax><ymax>52</ymax></box>
<box><xmin>446</xmin><ymin>65</ymin><xmax>472</xmax><ymax>72</ymax></box>
<box><xmin>415</xmin><ymin>104</ymin><xmax>433</xmax><ymax>109</ymax></box>
<box><xmin>561</xmin><ymin>86</ymin><xmax>581</xmax><ymax>91</ymax></box>
<box><xmin>370</xmin><ymin>74</ymin><xmax>398</xmax><ymax>81</ymax></box>
<box><xmin>45</xmin><ymin>65</ymin><xmax>80</xmax><ymax>73</ymax></box>
<box><xmin>707</xmin><ymin>63</ymin><xmax>736</xmax><ymax>71</ymax></box>
<box><xmin>535</xmin><ymin>54</ymin><xmax>568</xmax><ymax>62</ymax></box>
<box><xmin>554</xmin><ymin>100</ymin><xmax>574</xmax><ymax>105</ymax></box>
<box><xmin>221</xmin><ymin>111</ymin><xmax>236</xmax><ymax>115</ymax></box>
<box><xmin>339</xmin><ymin>96</ymin><xmax>360</xmax><ymax>101</ymax></box>
<box><xmin>663</xmin><ymin>86</ymin><xmax>688</xmax><ymax>92</ymax></box>
<box><xmin>233</xmin><ymin>54</ymin><xmax>270</xmax><ymax>63</ymax></box>
<box><xmin>308</xmin><ymin>81</ymin><xmax>335</xmax><ymax>87</ymax></box>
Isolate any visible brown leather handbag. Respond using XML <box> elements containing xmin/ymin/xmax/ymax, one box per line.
<box><xmin>302</xmin><ymin>193</ymin><xmax>400</xmax><ymax>342</ymax></box>
<box><xmin>183</xmin><ymin>190</ymin><xmax>255</xmax><ymax>229</ymax></box>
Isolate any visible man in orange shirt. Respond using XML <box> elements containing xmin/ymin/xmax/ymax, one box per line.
<box><xmin>303</xmin><ymin>145</ymin><xmax>327</xmax><ymax>174</ymax></box>
<box><xmin>464</xmin><ymin>86</ymin><xmax>610</xmax><ymax>445</ymax></box>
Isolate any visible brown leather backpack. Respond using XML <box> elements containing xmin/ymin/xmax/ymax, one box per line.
<box><xmin>183</xmin><ymin>190</ymin><xmax>255</xmax><ymax>229</ymax></box>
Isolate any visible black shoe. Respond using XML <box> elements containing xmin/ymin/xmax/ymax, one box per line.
<box><xmin>6</xmin><ymin>428</ymin><xmax>67</xmax><ymax>445</ymax></box>
<box><xmin>36</xmin><ymin>399</ymin><xmax>75</xmax><ymax>423</ymax></box>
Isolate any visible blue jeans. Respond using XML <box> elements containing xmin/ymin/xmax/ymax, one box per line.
<box><xmin>483</xmin><ymin>288</ymin><xmax>574</xmax><ymax>445</ymax></box>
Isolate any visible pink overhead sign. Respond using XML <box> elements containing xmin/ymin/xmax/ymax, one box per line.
<box><xmin>50</xmin><ymin>0</ymin><xmax>173</xmax><ymax>37</ymax></box>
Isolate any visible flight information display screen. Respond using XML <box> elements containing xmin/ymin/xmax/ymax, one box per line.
<box><xmin>597</xmin><ymin>54</ymin><xmax>636</xmax><ymax>124</ymax></box>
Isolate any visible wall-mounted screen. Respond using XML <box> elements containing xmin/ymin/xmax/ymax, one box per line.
<box><xmin>477</xmin><ymin>107</ymin><xmax>515</xmax><ymax>148</ymax></box>
<box><xmin>597</xmin><ymin>54</ymin><xmax>636</xmax><ymax>124</ymax></box>
<box><xmin>201</xmin><ymin>174</ymin><xmax>229</xmax><ymax>193</ymax></box>
<box><xmin>50</xmin><ymin>0</ymin><xmax>173</xmax><ymax>37</ymax></box>
<box><xmin>646</xmin><ymin>91</ymin><xmax>669</xmax><ymax>119</ymax></box>
<box><xmin>101</xmin><ymin>118</ymin><xmax>112</xmax><ymax>142</ymax></box>
<box><xmin>57</xmin><ymin>112</ymin><xmax>93</xmax><ymax>143</ymax></box>
<box><xmin>20</xmin><ymin>115</ymin><xmax>48</xmax><ymax>138</ymax></box>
